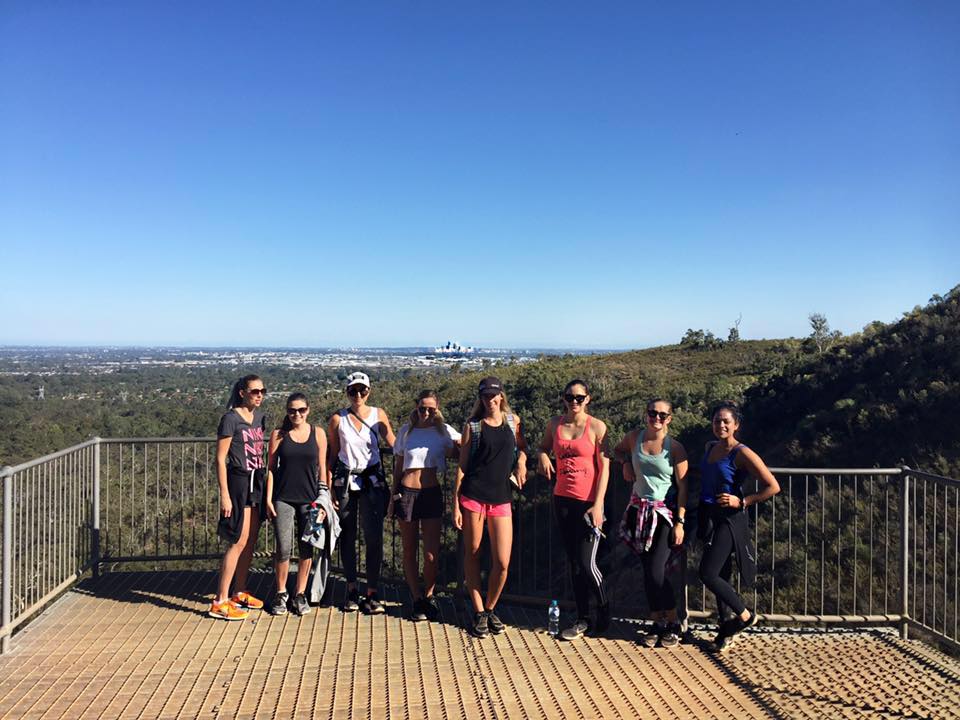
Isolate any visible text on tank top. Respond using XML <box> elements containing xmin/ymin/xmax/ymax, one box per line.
<box><xmin>337</xmin><ymin>407</ymin><xmax>382</xmax><ymax>469</ymax></box>
<box><xmin>274</xmin><ymin>425</ymin><xmax>320</xmax><ymax>504</ymax></box>
<box><xmin>553</xmin><ymin>416</ymin><xmax>598</xmax><ymax>502</ymax></box>
<box><xmin>631</xmin><ymin>433</ymin><xmax>673</xmax><ymax>501</ymax></box>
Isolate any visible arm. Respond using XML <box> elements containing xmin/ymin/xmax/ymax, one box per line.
<box><xmin>589</xmin><ymin>419</ymin><xmax>611</xmax><ymax>528</ymax></box>
<box><xmin>737</xmin><ymin>447</ymin><xmax>780</xmax><ymax>508</ymax></box>
<box><xmin>378</xmin><ymin>411</ymin><xmax>397</xmax><ymax>449</ymax></box>
<box><xmin>265</xmin><ymin>430</ymin><xmax>281</xmax><ymax>519</ymax></box>
<box><xmin>327</xmin><ymin>413</ymin><xmax>341</xmax><ymax>485</ymax></box>
<box><xmin>514</xmin><ymin>415</ymin><xmax>528</xmax><ymax>487</ymax></box>
<box><xmin>392</xmin><ymin>425</ymin><xmax>404</xmax><ymax>495</ymax></box>
<box><xmin>613</xmin><ymin>430</ymin><xmax>637</xmax><ymax>483</ymax></box>
<box><xmin>671</xmin><ymin>440</ymin><xmax>689</xmax><ymax>545</ymax></box>
<box><xmin>453</xmin><ymin>423</ymin><xmax>472</xmax><ymax>530</ymax></box>
<box><xmin>537</xmin><ymin>417</ymin><xmax>557</xmax><ymax>479</ymax></box>
<box><xmin>314</xmin><ymin>425</ymin><xmax>328</xmax><ymax>488</ymax></box>
<box><xmin>216</xmin><ymin>436</ymin><xmax>232</xmax><ymax>517</ymax></box>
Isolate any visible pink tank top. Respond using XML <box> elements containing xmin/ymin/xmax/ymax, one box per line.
<box><xmin>553</xmin><ymin>416</ymin><xmax>598</xmax><ymax>501</ymax></box>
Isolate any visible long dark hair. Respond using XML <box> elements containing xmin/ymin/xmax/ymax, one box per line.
<box><xmin>280</xmin><ymin>392</ymin><xmax>309</xmax><ymax>435</ymax></box>
<box><xmin>226</xmin><ymin>374</ymin><xmax>262</xmax><ymax>410</ymax></box>
<box><xmin>406</xmin><ymin>390</ymin><xmax>447</xmax><ymax>436</ymax></box>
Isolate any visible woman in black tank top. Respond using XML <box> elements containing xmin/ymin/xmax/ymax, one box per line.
<box><xmin>265</xmin><ymin>393</ymin><xmax>327</xmax><ymax>616</ymax></box>
<box><xmin>453</xmin><ymin>377</ymin><xmax>528</xmax><ymax>638</ymax></box>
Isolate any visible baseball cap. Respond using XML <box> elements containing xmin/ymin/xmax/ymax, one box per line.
<box><xmin>345</xmin><ymin>371</ymin><xmax>371</xmax><ymax>389</ymax></box>
<box><xmin>478</xmin><ymin>377</ymin><xmax>503</xmax><ymax>395</ymax></box>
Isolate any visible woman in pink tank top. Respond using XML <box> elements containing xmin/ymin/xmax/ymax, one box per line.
<box><xmin>536</xmin><ymin>379</ymin><xmax>610</xmax><ymax>640</ymax></box>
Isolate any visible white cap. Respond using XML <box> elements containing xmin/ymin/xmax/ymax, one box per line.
<box><xmin>345</xmin><ymin>371</ymin><xmax>371</xmax><ymax>389</ymax></box>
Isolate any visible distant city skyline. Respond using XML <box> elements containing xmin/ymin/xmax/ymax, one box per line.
<box><xmin>2</xmin><ymin>3</ymin><xmax>957</xmax><ymax>348</ymax></box>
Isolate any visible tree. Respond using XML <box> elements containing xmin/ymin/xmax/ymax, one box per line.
<box><xmin>808</xmin><ymin>313</ymin><xmax>836</xmax><ymax>354</ymax></box>
<box><xmin>728</xmin><ymin>314</ymin><xmax>742</xmax><ymax>344</ymax></box>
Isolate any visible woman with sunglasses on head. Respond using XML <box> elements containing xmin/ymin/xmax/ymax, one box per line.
<box><xmin>264</xmin><ymin>393</ymin><xmax>327</xmax><ymax>616</ymax></box>
<box><xmin>614</xmin><ymin>399</ymin><xmax>688</xmax><ymax>648</ymax></box>
<box><xmin>392</xmin><ymin>390</ymin><xmax>462</xmax><ymax>621</ymax></box>
<box><xmin>454</xmin><ymin>377</ymin><xmax>528</xmax><ymax>638</ymax></box>
<box><xmin>698</xmin><ymin>401</ymin><xmax>779</xmax><ymax>651</ymax></box>
<box><xmin>328</xmin><ymin>371</ymin><xmax>396</xmax><ymax>615</ymax></box>
<box><xmin>210</xmin><ymin>374</ymin><xmax>268</xmax><ymax>620</ymax></box>
<box><xmin>536</xmin><ymin>380</ymin><xmax>610</xmax><ymax>641</ymax></box>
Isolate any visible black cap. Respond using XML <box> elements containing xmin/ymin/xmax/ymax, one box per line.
<box><xmin>478</xmin><ymin>377</ymin><xmax>503</xmax><ymax>395</ymax></box>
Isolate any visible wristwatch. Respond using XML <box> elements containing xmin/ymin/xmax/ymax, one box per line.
<box><xmin>675</xmin><ymin>517</ymin><xmax>685</xmax><ymax>525</ymax></box>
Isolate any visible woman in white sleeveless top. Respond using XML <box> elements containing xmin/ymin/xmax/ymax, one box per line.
<box><xmin>327</xmin><ymin>371</ymin><xmax>396</xmax><ymax>614</ymax></box>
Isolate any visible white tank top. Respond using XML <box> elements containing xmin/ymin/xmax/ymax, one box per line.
<box><xmin>337</xmin><ymin>407</ymin><xmax>382</xmax><ymax>469</ymax></box>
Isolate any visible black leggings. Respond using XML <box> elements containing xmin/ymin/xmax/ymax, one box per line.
<box><xmin>698</xmin><ymin>521</ymin><xmax>747</xmax><ymax>617</ymax></box>
<box><xmin>554</xmin><ymin>495</ymin><xmax>606</xmax><ymax>621</ymax></box>
<box><xmin>640</xmin><ymin>521</ymin><xmax>675</xmax><ymax>613</ymax></box>
<box><xmin>336</xmin><ymin>485</ymin><xmax>386</xmax><ymax>589</ymax></box>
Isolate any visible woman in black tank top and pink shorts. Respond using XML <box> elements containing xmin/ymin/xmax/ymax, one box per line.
<box><xmin>454</xmin><ymin>377</ymin><xmax>528</xmax><ymax>638</ymax></box>
<box><xmin>537</xmin><ymin>380</ymin><xmax>610</xmax><ymax>640</ymax></box>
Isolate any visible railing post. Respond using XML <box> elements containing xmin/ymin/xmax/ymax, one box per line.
<box><xmin>2</xmin><ymin>465</ymin><xmax>12</xmax><ymax>654</ymax></box>
<box><xmin>92</xmin><ymin>438</ymin><xmax>101</xmax><ymax>580</ymax></box>
<box><xmin>899</xmin><ymin>469</ymin><xmax>910</xmax><ymax>640</ymax></box>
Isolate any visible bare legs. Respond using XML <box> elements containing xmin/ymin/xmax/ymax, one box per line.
<box><xmin>274</xmin><ymin>556</ymin><xmax>313</xmax><ymax>596</ymax></box>
<box><xmin>216</xmin><ymin>506</ymin><xmax>260</xmax><ymax>602</ymax></box>
<box><xmin>400</xmin><ymin>518</ymin><xmax>442</xmax><ymax>599</ymax></box>
<box><xmin>462</xmin><ymin>509</ymin><xmax>512</xmax><ymax>612</ymax></box>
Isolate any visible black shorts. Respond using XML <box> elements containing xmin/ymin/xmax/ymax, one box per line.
<box><xmin>393</xmin><ymin>485</ymin><xmax>444</xmax><ymax>522</ymax></box>
<box><xmin>217</xmin><ymin>467</ymin><xmax>266</xmax><ymax>544</ymax></box>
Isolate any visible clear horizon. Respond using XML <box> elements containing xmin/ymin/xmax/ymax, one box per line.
<box><xmin>2</xmin><ymin>3</ymin><xmax>958</xmax><ymax>347</ymax></box>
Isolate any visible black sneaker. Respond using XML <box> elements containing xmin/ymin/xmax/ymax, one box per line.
<box><xmin>268</xmin><ymin>591</ymin><xmax>289</xmax><ymax>616</ymax></box>
<box><xmin>343</xmin><ymin>588</ymin><xmax>360</xmax><ymax>613</ymax></box>
<box><xmin>712</xmin><ymin>630</ymin><xmax>732</xmax><ymax>653</ymax></box>
<box><xmin>362</xmin><ymin>592</ymin><xmax>385</xmax><ymax>615</ymax></box>
<box><xmin>471</xmin><ymin>611</ymin><xmax>489</xmax><ymax>638</ymax></box>
<box><xmin>641</xmin><ymin>622</ymin><xmax>664</xmax><ymax>648</ymax></box>
<box><xmin>423</xmin><ymin>596</ymin><xmax>440</xmax><ymax>622</ymax></box>
<box><xmin>292</xmin><ymin>593</ymin><xmax>311</xmax><ymax>616</ymax></box>
<box><xmin>407</xmin><ymin>598</ymin><xmax>428</xmax><ymax>622</ymax></box>
<box><xmin>724</xmin><ymin>610</ymin><xmax>758</xmax><ymax>638</ymax></box>
<box><xmin>660</xmin><ymin>623</ymin><xmax>681</xmax><ymax>648</ymax></box>
<box><xmin>560</xmin><ymin>619</ymin><xmax>589</xmax><ymax>641</ymax></box>
<box><xmin>485</xmin><ymin>609</ymin><xmax>504</xmax><ymax>635</ymax></box>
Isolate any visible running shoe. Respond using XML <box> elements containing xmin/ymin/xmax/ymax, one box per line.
<box><xmin>209</xmin><ymin>600</ymin><xmax>249</xmax><ymax>621</ymax></box>
<box><xmin>641</xmin><ymin>622</ymin><xmax>665</xmax><ymax>648</ymax></box>
<box><xmin>471</xmin><ymin>611</ymin><xmax>489</xmax><ymax>638</ymax></box>
<box><xmin>268</xmin><ymin>591</ymin><xmax>289</xmax><ymax>616</ymax></box>
<box><xmin>292</xmin><ymin>593</ymin><xmax>311</xmax><ymax>616</ymax></box>
<box><xmin>560</xmin><ymin>619</ymin><xmax>590</xmax><ymax>641</ymax></box>
<box><xmin>485</xmin><ymin>609</ymin><xmax>504</xmax><ymax>635</ymax></box>
<box><xmin>362</xmin><ymin>592</ymin><xmax>385</xmax><ymax>615</ymax></box>
<box><xmin>343</xmin><ymin>588</ymin><xmax>360</xmax><ymax>613</ymax></box>
<box><xmin>407</xmin><ymin>598</ymin><xmax>428</xmax><ymax>622</ymax></box>
<box><xmin>423</xmin><ymin>596</ymin><xmax>440</xmax><ymax>622</ymax></box>
<box><xmin>712</xmin><ymin>630</ymin><xmax>733</xmax><ymax>653</ymax></box>
<box><xmin>660</xmin><ymin>623</ymin><xmax>681</xmax><ymax>648</ymax></box>
<box><xmin>724</xmin><ymin>610</ymin><xmax>759</xmax><ymax>638</ymax></box>
<box><xmin>230</xmin><ymin>591</ymin><xmax>263</xmax><ymax>610</ymax></box>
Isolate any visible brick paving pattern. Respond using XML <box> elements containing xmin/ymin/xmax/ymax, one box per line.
<box><xmin>0</xmin><ymin>571</ymin><xmax>957</xmax><ymax>719</ymax></box>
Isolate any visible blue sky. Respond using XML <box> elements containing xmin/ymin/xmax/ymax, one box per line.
<box><xmin>2</xmin><ymin>2</ymin><xmax>957</xmax><ymax>348</ymax></box>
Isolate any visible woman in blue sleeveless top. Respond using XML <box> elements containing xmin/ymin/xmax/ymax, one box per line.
<box><xmin>698</xmin><ymin>402</ymin><xmax>779</xmax><ymax>651</ymax></box>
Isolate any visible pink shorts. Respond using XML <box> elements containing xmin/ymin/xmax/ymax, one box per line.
<box><xmin>460</xmin><ymin>495</ymin><xmax>512</xmax><ymax>517</ymax></box>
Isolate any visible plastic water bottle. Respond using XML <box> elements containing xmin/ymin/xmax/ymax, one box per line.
<box><xmin>547</xmin><ymin>600</ymin><xmax>560</xmax><ymax>636</ymax></box>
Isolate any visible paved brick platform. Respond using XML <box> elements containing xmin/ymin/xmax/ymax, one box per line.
<box><xmin>0</xmin><ymin>571</ymin><xmax>957</xmax><ymax>719</ymax></box>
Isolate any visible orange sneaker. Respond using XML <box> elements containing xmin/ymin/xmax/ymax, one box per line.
<box><xmin>230</xmin><ymin>591</ymin><xmax>264</xmax><ymax>610</ymax></box>
<box><xmin>209</xmin><ymin>599</ymin><xmax>248</xmax><ymax>621</ymax></box>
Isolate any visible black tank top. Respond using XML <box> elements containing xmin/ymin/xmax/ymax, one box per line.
<box><xmin>273</xmin><ymin>426</ymin><xmax>320</xmax><ymax>503</ymax></box>
<box><xmin>461</xmin><ymin>420</ymin><xmax>516</xmax><ymax>505</ymax></box>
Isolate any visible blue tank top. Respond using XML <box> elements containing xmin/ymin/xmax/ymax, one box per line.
<box><xmin>700</xmin><ymin>443</ymin><xmax>747</xmax><ymax>505</ymax></box>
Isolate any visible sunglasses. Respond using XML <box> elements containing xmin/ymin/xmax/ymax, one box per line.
<box><xmin>647</xmin><ymin>410</ymin><xmax>671</xmax><ymax>421</ymax></box>
<box><xmin>246</xmin><ymin>388</ymin><xmax>266</xmax><ymax>396</ymax></box>
<box><xmin>563</xmin><ymin>394</ymin><xmax>588</xmax><ymax>404</ymax></box>
<box><xmin>347</xmin><ymin>386</ymin><xmax>369</xmax><ymax>396</ymax></box>
<box><xmin>287</xmin><ymin>407</ymin><xmax>308</xmax><ymax>416</ymax></box>
<box><xmin>417</xmin><ymin>406</ymin><xmax>437</xmax><ymax>415</ymax></box>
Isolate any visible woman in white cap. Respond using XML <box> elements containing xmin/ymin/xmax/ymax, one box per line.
<box><xmin>454</xmin><ymin>377</ymin><xmax>527</xmax><ymax>637</ymax></box>
<box><xmin>328</xmin><ymin>371</ymin><xmax>396</xmax><ymax>614</ymax></box>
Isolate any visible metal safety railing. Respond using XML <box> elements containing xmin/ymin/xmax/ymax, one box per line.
<box><xmin>2</xmin><ymin>437</ymin><xmax>958</xmax><ymax>654</ymax></box>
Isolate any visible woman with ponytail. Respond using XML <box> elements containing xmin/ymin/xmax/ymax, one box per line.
<box><xmin>265</xmin><ymin>392</ymin><xmax>327</xmax><ymax>616</ymax></box>
<box><xmin>210</xmin><ymin>374</ymin><xmax>268</xmax><ymax>620</ymax></box>
<box><xmin>391</xmin><ymin>390</ymin><xmax>461</xmax><ymax>621</ymax></box>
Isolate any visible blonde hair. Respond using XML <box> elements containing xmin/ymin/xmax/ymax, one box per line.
<box><xmin>407</xmin><ymin>390</ymin><xmax>447</xmax><ymax>435</ymax></box>
<box><xmin>468</xmin><ymin>391</ymin><xmax>514</xmax><ymax>422</ymax></box>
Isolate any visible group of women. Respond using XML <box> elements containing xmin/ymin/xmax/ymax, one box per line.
<box><xmin>211</xmin><ymin>373</ymin><xmax>780</xmax><ymax>652</ymax></box>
